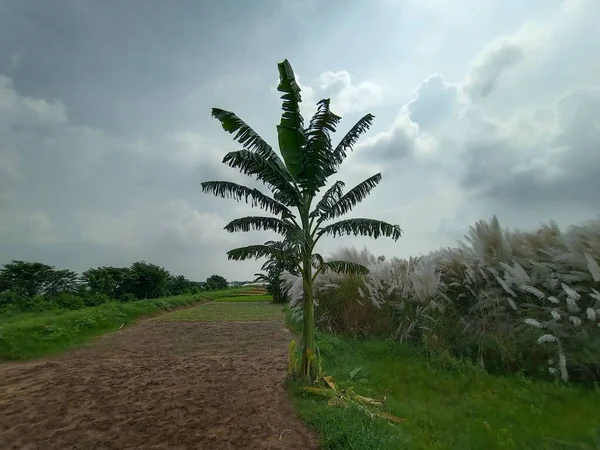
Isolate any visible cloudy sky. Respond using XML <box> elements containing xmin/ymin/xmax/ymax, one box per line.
<box><xmin>1</xmin><ymin>0</ymin><xmax>599</xmax><ymax>281</ymax></box>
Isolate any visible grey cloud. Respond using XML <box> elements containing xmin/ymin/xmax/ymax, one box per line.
<box><xmin>0</xmin><ymin>0</ymin><xmax>299</xmax><ymax>137</ymax></box>
<box><xmin>350</xmin><ymin>75</ymin><xmax>459</xmax><ymax>165</ymax></box>
<box><xmin>343</xmin><ymin>0</ymin><xmax>600</xmax><ymax>255</ymax></box>
<box><xmin>0</xmin><ymin>74</ymin><xmax>264</xmax><ymax>280</ymax></box>
<box><xmin>356</xmin><ymin>115</ymin><xmax>422</xmax><ymax>161</ymax></box>
<box><xmin>404</xmin><ymin>74</ymin><xmax>458</xmax><ymax>132</ymax></box>
<box><xmin>463</xmin><ymin>38</ymin><xmax>525</xmax><ymax>100</ymax></box>
<box><xmin>458</xmin><ymin>86</ymin><xmax>600</xmax><ymax>211</ymax></box>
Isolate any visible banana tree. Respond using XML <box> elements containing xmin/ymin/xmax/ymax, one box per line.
<box><xmin>253</xmin><ymin>240</ymin><xmax>299</xmax><ymax>304</ymax></box>
<box><xmin>201</xmin><ymin>59</ymin><xmax>402</xmax><ymax>382</ymax></box>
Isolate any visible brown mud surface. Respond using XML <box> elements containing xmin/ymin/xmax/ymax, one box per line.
<box><xmin>0</xmin><ymin>321</ymin><xmax>319</xmax><ymax>449</ymax></box>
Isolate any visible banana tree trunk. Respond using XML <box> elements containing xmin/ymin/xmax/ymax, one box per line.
<box><xmin>301</xmin><ymin>254</ymin><xmax>317</xmax><ymax>382</ymax></box>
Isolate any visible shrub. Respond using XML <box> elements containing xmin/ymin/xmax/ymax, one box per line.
<box><xmin>282</xmin><ymin>216</ymin><xmax>600</xmax><ymax>386</ymax></box>
<box><xmin>0</xmin><ymin>292</ymin><xmax>52</xmax><ymax>313</ymax></box>
<box><xmin>81</xmin><ymin>292</ymin><xmax>111</xmax><ymax>307</ymax></box>
<box><xmin>50</xmin><ymin>293</ymin><xmax>85</xmax><ymax>310</ymax></box>
<box><xmin>119</xmin><ymin>293</ymin><xmax>137</xmax><ymax>303</ymax></box>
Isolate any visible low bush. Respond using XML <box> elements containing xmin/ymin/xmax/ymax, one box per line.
<box><xmin>50</xmin><ymin>293</ymin><xmax>86</xmax><ymax>310</ymax></box>
<box><xmin>283</xmin><ymin>216</ymin><xmax>600</xmax><ymax>386</ymax></box>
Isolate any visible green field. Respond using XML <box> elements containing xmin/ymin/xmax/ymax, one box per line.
<box><xmin>0</xmin><ymin>288</ymin><xmax>272</xmax><ymax>360</ymax></box>
<box><xmin>289</xmin><ymin>330</ymin><xmax>600</xmax><ymax>450</ymax></box>
<box><xmin>211</xmin><ymin>294</ymin><xmax>273</xmax><ymax>302</ymax></box>
<box><xmin>157</xmin><ymin>301</ymin><xmax>284</xmax><ymax>322</ymax></box>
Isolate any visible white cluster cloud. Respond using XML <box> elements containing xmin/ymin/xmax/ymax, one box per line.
<box><xmin>318</xmin><ymin>0</ymin><xmax>600</xmax><ymax>258</ymax></box>
<box><xmin>295</xmin><ymin>70</ymin><xmax>383</xmax><ymax>118</ymax></box>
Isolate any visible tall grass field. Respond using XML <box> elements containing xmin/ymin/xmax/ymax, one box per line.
<box><xmin>283</xmin><ymin>216</ymin><xmax>600</xmax><ymax>448</ymax></box>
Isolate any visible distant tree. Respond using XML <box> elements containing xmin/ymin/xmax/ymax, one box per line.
<box><xmin>82</xmin><ymin>266</ymin><xmax>130</xmax><ymax>299</ymax></box>
<box><xmin>0</xmin><ymin>261</ymin><xmax>79</xmax><ymax>298</ymax></box>
<box><xmin>205</xmin><ymin>274</ymin><xmax>228</xmax><ymax>291</ymax></box>
<box><xmin>168</xmin><ymin>274</ymin><xmax>191</xmax><ymax>296</ymax></box>
<box><xmin>44</xmin><ymin>268</ymin><xmax>80</xmax><ymax>297</ymax></box>
<box><xmin>124</xmin><ymin>261</ymin><xmax>171</xmax><ymax>299</ymax></box>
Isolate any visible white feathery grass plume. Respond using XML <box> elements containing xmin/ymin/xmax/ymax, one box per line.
<box><xmin>289</xmin><ymin>305</ymin><xmax>303</xmax><ymax>323</ymax></box>
<box><xmin>569</xmin><ymin>316</ymin><xmax>582</xmax><ymax>326</ymax></box>
<box><xmin>558</xmin><ymin>350</ymin><xmax>568</xmax><ymax>382</ymax></box>
<box><xmin>566</xmin><ymin>298</ymin><xmax>580</xmax><ymax>313</ymax></box>
<box><xmin>501</xmin><ymin>261</ymin><xmax>530</xmax><ymax>284</ymax></box>
<box><xmin>561</xmin><ymin>283</ymin><xmax>581</xmax><ymax>301</ymax></box>
<box><xmin>495</xmin><ymin>275</ymin><xmax>516</xmax><ymax>297</ymax></box>
<box><xmin>585</xmin><ymin>308</ymin><xmax>596</xmax><ymax>321</ymax></box>
<box><xmin>591</xmin><ymin>289</ymin><xmax>600</xmax><ymax>308</ymax></box>
<box><xmin>282</xmin><ymin>214</ymin><xmax>600</xmax><ymax>384</ymax></box>
<box><xmin>524</xmin><ymin>318</ymin><xmax>542</xmax><ymax>328</ymax></box>
<box><xmin>537</xmin><ymin>334</ymin><xmax>557</xmax><ymax>344</ymax></box>
<box><xmin>519</xmin><ymin>285</ymin><xmax>546</xmax><ymax>299</ymax></box>
<box><xmin>584</xmin><ymin>252</ymin><xmax>600</xmax><ymax>282</ymax></box>
<box><xmin>280</xmin><ymin>271</ymin><xmax>304</xmax><ymax>307</ymax></box>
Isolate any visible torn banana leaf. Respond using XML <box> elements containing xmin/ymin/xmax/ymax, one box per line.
<box><xmin>302</xmin><ymin>386</ymin><xmax>336</xmax><ymax>397</ymax></box>
<box><xmin>323</xmin><ymin>375</ymin><xmax>337</xmax><ymax>390</ymax></box>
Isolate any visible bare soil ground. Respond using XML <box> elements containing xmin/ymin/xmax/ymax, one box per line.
<box><xmin>0</xmin><ymin>320</ymin><xmax>319</xmax><ymax>449</ymax></box>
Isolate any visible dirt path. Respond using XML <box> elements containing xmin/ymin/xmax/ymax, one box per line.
<box><xmin>0</xmin><ymin>319</ymin><xmax>319</xmax><ymax>449</ymax></box>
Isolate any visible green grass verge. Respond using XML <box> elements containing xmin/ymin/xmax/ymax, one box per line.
<box><xmin>0</xmin><ymin>293</ymin><xmax>207</xmax><ymax>360</ymax></box>
<box><xmin>199</xmin><ymin>287</ymin><xmax>267</xmax><ymax>299</ymax></box>
<box><xmin>289</xmin><ymin>330</ymin><xmax>600</xmax><ymax>449</ymax></box>
<box><xmin>157</xmin><ymin>301</ymin><xmax>284</xmax><ymax>323</ymax></box>
<box><xmin>0</xmin><ymin>288</ymin><xmax>272</xmax><ymax>361</ymax></box>
<box><xmin>211</xmin><ymin>294</ymin><xmax>273</xmax><ymax>302</ymax></box>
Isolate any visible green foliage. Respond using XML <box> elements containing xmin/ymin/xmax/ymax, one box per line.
<box><xmin>254</xmin><ymin>240</ymin><xmax>299</xmax><ymax>304</ymax></box>
<box><xmin>168</xmin><ymin>274</ymin><xmax>190</xmax><ymax>295</ymax></box>
<box><xmin>81</xmin><ymin>292</ymin><xmax>111</xmax><ymax>307</ymax></box>
<box><xmin>205</xmin><ymin>274</ymin><xmax>228</xmax><ymax>291</ymax></box>
<box><xmin>0</xmin><ymin>293</ymin><xmax>205</xmax><ymax>360</ymax></box>
<box><xmin>313</xmin><ymin>274</ymin><xmax>394</xmax><ymax>336</ymax></box>
<box><xmin>49</xmin><ymin>292</ymin><xmax>85</xmax><ymax>310</ymax></box>
<box><xmin>0</xmin><ymin>260</ymin><xmax>79</xmax><ymax>298</ymax></box>
<box><xmin>81</xmin><ymin>266</ymin><xmax>129</xmax><ymax>298</ymax></box>
<box><xmin>289</xmin><ymin>330</ymin><xmax>600</xmax><ymax>450</ymax></box>
<box><xmin>200</xmin><ymin>287</ymin><xmax>264</xmax><ymax>299</ymax></box>
<box><xmin>285</xmin><ymin>216</ymin><xmax>600</xmax><ymax>386</ymax></box>
<box><xmin>0</xmin><ymin>288</ymin><xmax>266</xmax><ymax>360</ymax></box>
<box><xmin>0</xmin><ymin>259</ymin><xmax>211</xmax><ymax>316</ymax></box>
<box><xmin>202</xmin><ymin>59</ymin><xmax>402</xmax><ymax>382</ymax></box>
<box><xmin>124</xmin><ymin>261</ymin><xmax>170</xmax><ymax>299</ymax></box>
<box><xmin>118</xmin><ymin>292</ymin><xmax>137</xmax><ymax>303</ymax></box>
<box><xmin>212</xmin><ymin>294</ymin><xmax>272</xmax><ymax>302</ymax></box>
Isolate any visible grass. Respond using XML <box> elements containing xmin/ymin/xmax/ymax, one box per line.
<box><xmin>0</xmin><ymin>289</ymin><xmax>272</xmax><ymax>360</ymax></box>
<box><xmin>0</xmin><ymin>293</ymin><xmax>204</xmax><ymax>360</ymax></box>
<box><xmin>288</xmin><ymin>331</ymin><xmax>600</xmax><ymax>449</ymax></box>
<box><xmin>211</xmin><ymin>294</ymin><xmax>273</xmax><ymax>302</ymax></box>
<box><xmin>199</xmin><ymin>287</ymin><xmax>267</xmax><ymax>299</ymax></box>
<box><xmin>157</xmin><ymin>301</ymin><xmax>284</xmax><ymax>322</ymax></box>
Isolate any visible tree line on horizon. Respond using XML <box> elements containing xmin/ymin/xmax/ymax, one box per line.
<box><xmin>0</xmin><ymin>260</ymin><xmax>231</xmax><ymax>314</ymax></box>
